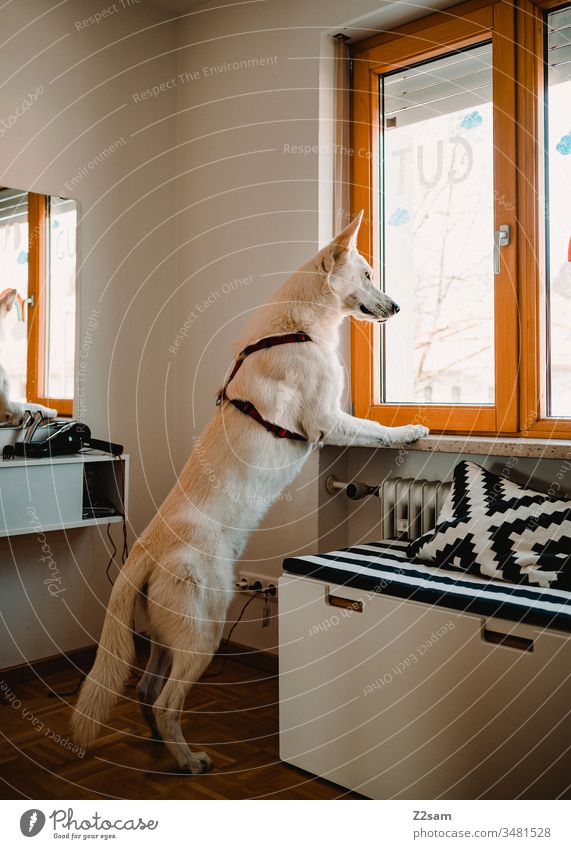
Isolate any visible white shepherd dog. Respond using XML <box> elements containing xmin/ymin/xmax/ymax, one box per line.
<box><xmin>71</xmin><ymin>212</ymin><xmax>428</xmax><ymax>773</ymax></box>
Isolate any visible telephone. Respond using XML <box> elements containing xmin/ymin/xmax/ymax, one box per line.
<box><xmin>2</xmin><ymin>413</ymin><xmax>123</xmax><ymax>460</ymax></box>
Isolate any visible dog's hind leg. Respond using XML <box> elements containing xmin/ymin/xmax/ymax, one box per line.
<box><xmin>152</xmin><ymin>649</ymin><xmax>213</xmax><ymax>774</ymax></box>
<box><xmin>137</xmin><ymin>641</ymin><xmax>171</xmax><ymax>741</ymax></box>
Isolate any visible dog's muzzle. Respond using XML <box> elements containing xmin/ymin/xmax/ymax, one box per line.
<box><xmin>360</xmin><ymin>302</ymin><xmax>400</xmax><ymax>319</ymax></box>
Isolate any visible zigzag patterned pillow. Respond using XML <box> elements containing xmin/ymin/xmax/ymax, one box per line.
<box><xmin>407</xmin><ymin>461</ymin><xmax>571</xmax><ymax>589</ymax></box>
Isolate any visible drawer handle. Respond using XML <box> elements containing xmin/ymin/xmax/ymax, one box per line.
<box><xmin>327</xmin><ymin>594</ymin><xmax>363</xmax><ymax>613</ymax></box>
<box><xmin>483</xmin><ymin>627</ymin><xmax>534</xmax><ymax>652</ymax></box>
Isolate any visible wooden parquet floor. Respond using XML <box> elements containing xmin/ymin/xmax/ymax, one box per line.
<box><xmin>0</xmin><ymin>651</ymin><xmax>360</xmax><ymax>800</ymax></box>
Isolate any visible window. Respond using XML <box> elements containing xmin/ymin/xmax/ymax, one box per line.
<box><xmin>351</xmin><ymin>0</ymin><xmax>571</xmax><ymax>437</ymax></box>
<box><xmin>0</xmin><ymin>189</ymin><xmax>29</xmax><ymax>402</ymax></box>
<box><xmin>0</xmin><ymin>190</ymin><xmax>77</xmax><ymax>418</ymax></box>
<box><xmin>381</xmin><ymin>44</ymin><xmax>495</xmax><ymax>407</ymax></box>
<box><xmin>44</xmin><ymin>197</ymin><xmax>77</xmax><ymax>402</ymax></box>
<box><xmin>545</xmin><ymin>5</ymin><xmax>571</xmax><ymax>418</ymax></box>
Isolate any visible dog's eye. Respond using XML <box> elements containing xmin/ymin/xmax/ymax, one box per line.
<box><xmin>364</xmin><ymin>271</ymin><xmax>371</xmax><ymax>281</ymax></box>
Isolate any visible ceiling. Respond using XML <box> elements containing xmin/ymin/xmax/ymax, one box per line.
<box><xmin>147</xmin><ymin>0</ymin><xmax>459</xmax><ymax>32</ymax></box>
<box><xmin>332</xmin><ymin>0</ymin><xmax>461</xmax><ymax>43</ymax></box>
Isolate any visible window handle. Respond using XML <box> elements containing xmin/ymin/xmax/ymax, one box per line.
<box><xmin>494</xmin><ymin>224</ymin><xmax>510</xmax><ymax>275</ymax></box>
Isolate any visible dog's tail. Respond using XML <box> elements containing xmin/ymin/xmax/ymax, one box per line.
<box><xmin>71</xmin><ymin>547</ymin><xmax>151</xmax><ymax>747</ymax></box>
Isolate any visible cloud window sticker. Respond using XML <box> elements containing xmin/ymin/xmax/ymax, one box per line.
<box><xmin>388</xmin><ymin>208</ymin><xmax>410</xmax><ymax>227</ymax></box>
<box><xmin>460</xmin><ymin>111</ymin><xmax>483</xmax><ymax>130</ymax></box>
<box><xmin>556</xmin><ymin>131</ymin><xmax>571</xmax><ymax>156</ymax></box>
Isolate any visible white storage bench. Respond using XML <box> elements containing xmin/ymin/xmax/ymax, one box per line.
<box><xmin>279</xmin><ymin>539</ymin><xmax>571</xmax><ymax>799</ymax></box>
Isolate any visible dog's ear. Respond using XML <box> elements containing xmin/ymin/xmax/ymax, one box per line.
<box><xmin>0</xmin><ymin>289</ymin><xmax>17</xmax><ymax>312</ymax></box>
<box><xmin>335</xmin><ymin>210</ymin><xmax>363</xmax><ymax>252</ymax></box>
<box><xmin>320</xmin><ymin>211</ymin><xmax>364</xmax><ymax>272</ymax></box>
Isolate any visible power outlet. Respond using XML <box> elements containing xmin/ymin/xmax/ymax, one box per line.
<box><xmin>236</xmin><ymin>571</ymin><xmax>278</xmax><ymax>601</ymax></box>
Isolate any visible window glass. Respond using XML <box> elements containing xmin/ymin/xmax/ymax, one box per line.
<box><xmin>546</xmin><ymin>5</ymin><xmax>571</xmax><ymax>417</ymax></box>
<box><xmin>45</xmin><ymin>196</ymin><xmax>77</xmax><ymax>400</ymax></box>
<box><xmin>0</xmin><ymin>188</ymin><xmax>28</xmax><ymax>401</ymax></box>
<box><xmin>380</xmin><ymin>44</ymin><xmax>495</xmax><ymax>405</ymax></box>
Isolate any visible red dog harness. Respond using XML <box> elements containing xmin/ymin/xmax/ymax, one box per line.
<box><xmin>216</xmin><ymin>332</ymin><xmax>312</xmax><ymax>441</ymax></box>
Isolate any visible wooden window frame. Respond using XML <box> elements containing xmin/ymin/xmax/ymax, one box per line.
<box><xmin>27</xmin><ymin>192</ymin><xmax>73</xmax><ymax>417</ymax></box>
<box><xmin>517</xmin><ymin>0</ymin><xmax>571</xmax><ymax>437</ymax></box>
<box><xmin>350</xmin><ymin>0</ymin><xmax>571</xmax><ymax>438</ymax></box>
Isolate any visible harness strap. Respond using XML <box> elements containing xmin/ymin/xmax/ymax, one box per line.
<box><xmin>217</xmin><ymin>331</ymin><xmax>312</xmax><ymax>442</ymax></box>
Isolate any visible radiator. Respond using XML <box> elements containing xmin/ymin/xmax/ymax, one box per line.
<box><xmin>326</xmin><ymin>474</ymin><xmax>451</xmax><ymax>541</ymax></box>
<box><xmin>379</xmin><ymin>476</ymin><xmax>451</xmax><ymax>540</ymax></box>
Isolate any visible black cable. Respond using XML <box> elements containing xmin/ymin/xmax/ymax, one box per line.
<box><xmin>105</xmin><ymin>461</ymin><xmax>128</xmax><ymax>583</ymax></box>
<box><xmin>121</xmin><ymin>514</ymin><xmax>128</xmax><ymax>564</ymax></box>
<box><xmin>118</xmin><ymin>458</ymin><xmax>129</xmax><ymax>564</ymax></box>
<box><xmin>225</xmin><ymin>589</ymin><xmax>267</xmax><ymax>650</ymax></box>
<box><xmin>203</xmin><ymin>589</ymin><xmax>266</xmax><ymax>679</ymax></box>
<box><xmin>105</xmin><ymin>522</ymin><xmax>118</xmax><ymax>585</ymax></box>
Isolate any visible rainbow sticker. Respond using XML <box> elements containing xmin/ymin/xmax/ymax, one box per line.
<box><xmin>0</xmin><ymin>288</ymin><xmax>26</xmax><ymax>321</ymax></box>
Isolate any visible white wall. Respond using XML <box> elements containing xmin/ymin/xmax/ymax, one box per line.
<box><xmin>169</xmin><ymin>0</ymin><xmax>571</xmax><ymax>652</ymax></box>
<box><xmin>0</xmin><ymin>0</ymin><xmax>179</xmax><ymax>668</ymax></box>
<box><xmin>2</xmin><ymin>0</ymin><xmax>561</xmax><ymax>666</ymax></box>
<box><xmin>170</xmin><ymin>0</ymin><xmax>393</xmax><ymax>651</ymax></box>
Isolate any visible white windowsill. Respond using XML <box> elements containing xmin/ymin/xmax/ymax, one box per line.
<box><xmin>400</xmin><ymin>434</ymin><xmax>571</xmax><ymax>460</ymax></box>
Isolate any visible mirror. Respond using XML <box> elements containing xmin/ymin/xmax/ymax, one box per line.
<box><xmin>0</xmin><ymin>187</ymin><xmax>77</xmax><ymax>426</ymax></box>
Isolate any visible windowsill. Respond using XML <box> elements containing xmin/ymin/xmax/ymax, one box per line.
<box><xmin>400</xmin><ymin>434</ymin><xmax>571</xmax><ymax>460</ymax></box>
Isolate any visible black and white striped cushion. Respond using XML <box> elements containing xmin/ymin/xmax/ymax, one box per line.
<box><xmin>408</xmin><ymin>461</ymin><xmax>571</xmax><ymax>590</ymax></box>
<box><xmin>283</xmin><ymin>538</ymin><xmax>571</xmax><ymax>632</ymax></box>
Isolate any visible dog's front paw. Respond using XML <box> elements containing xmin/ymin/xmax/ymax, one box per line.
<box><xmin>385</xmin><ymin>424</ymin><xmax>429</xmax><ymax>446</ymax></box>
<box><xmin>407</xmin><ymin>424</ymin><xmax>429</xmax><ymax>441</ymax></box>
<box><xmin>374</xmin><ymin>423</ymin><xmax>429</xmax><ymax>448</ymax></box>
